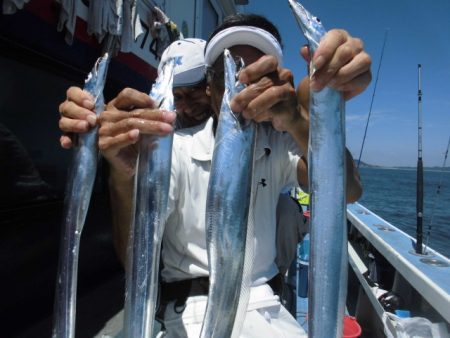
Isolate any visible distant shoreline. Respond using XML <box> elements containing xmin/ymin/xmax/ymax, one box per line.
<box><xmin>355</xmin><ymin>161</ymin><xmax>450</xmax><ymax>172</ymax></box>
<box><xmin>366</xmin><ymin>167</ymin><xmax>450</xmax><ymax>173</ymax></box>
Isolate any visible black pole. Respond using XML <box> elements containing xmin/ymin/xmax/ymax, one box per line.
<box><xmin>425</xmin><ymin>136</ymin><xmax>450</xmax><ymax>250</ymax></box>
<box><xmin>416</xmin><ymin>64</ymin><xmax>423</xmax><ymax>254</ymax></box>
<box><xmin>357</xmin><ymin>29</ymin><xmax>389</xmax><ymax>168</ymax></box>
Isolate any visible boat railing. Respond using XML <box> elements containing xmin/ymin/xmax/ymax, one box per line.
<box><xmin>346</xmin><ymin>202</ymin><xmax>450</xmax><ymax>336</ymax></box>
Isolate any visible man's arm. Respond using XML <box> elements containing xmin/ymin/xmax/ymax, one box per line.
<box><xmin>98</xmin><ymin>88</ymin><xmax>177</xmax><ymax>266</ymax></box>
<box><xmin>293</xmin><ymin>76</ymin><xmax>363</xmax><ymax>203</ymax></box>
<box><xmin>59</xmin><ymin>87</ymin><xmax>176</xmax><ymax>266</ymax></box>
<box><xmin>232</xmin><ymin>29</ymin><xmax>370</xmax><ymax>203</ymax></box>
<box><xmin>294</xmin><ymin>29</ymin><xmax>368</xmax><ymax>203</ymax></box>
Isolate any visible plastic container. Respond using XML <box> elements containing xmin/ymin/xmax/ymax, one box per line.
<box><xmin>395</xmin><ymin>309</ymin><xmax>411</xmax><ymax>318</ymax></box>
<box><xmin>297</xmin><ymin>234</ymin><xmax>310</xmax><ymax>298</ymax></box>
<box><xmin>343</xmin><ymin>316</ymin><xmax>362</xmax><ymax>338</ymax></box>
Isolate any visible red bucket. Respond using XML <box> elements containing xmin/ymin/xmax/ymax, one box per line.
<box><xmin>343</xmin><ymin>316</ymin><xmax>362</xmax><ymax>338</ymax></box>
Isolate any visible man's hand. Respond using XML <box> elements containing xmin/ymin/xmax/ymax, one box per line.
<box><xmin>301</xmin><ymin>29</ymin><xmax>372</xmax><ymax>100</ymax></box>
<box><xmin>58</xmin><ymin>87</ymin><xmax>97</xmax><ymax>149</ymax></box>
<box><xmin>98</xmin><ymin>88</ymin><xmax>176</xmax><ymax>178</ymax></box>
<box><xmin>231</xmin><ymin>52</ymin><xmax>300</xmax><ymax>133</ymax></box>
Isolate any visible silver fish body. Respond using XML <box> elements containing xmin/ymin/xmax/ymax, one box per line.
<box><xmin>200</xmin><ymin>49</ymin><xmax>256</xmax><ymax>338</ymax></box>
<box><xmin>52</xmin><ymin>53</ymin><xmax>111</xmax><ymax>338</ymax></box>
<box><xmin>288</xmin><ymin>1</ymin><xmax>347</xmax><ymax>337</ymax></box>
<box><xmin>123</xmin><ymin>58</ymin><xmax>175</xmax><ymax>338</ymax></box>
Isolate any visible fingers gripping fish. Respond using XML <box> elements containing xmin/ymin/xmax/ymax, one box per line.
<box><xmin>288</xmin><ymin>1</ymin><xmax>348</xmax><ymax>337</ymax></box>
<box><xmin>52</xmin><ymin>53</ymin><xmax>111</xmax><ymax>338</ymax></box>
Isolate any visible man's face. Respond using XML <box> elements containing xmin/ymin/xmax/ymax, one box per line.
<box><xmin>207</xmin><ymin>45</ymin><xmax>265</xmax><ymax>116</ymax></box>
<box><xmin>173</xmin><ymin>83</ymin><xmax>211</xmax><ymax>128</ymax></box>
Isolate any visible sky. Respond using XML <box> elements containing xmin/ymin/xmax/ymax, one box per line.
<box><xmin>239</xmin><ymin>0</ymin><xmax>450</xmax><ymax>167</ymax></box>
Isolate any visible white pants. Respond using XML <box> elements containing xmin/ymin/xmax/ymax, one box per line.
<box><xmin>160</xmin><ymin>284</ymin><xmax>305</xmax><ymax>338</ymax></box>
<box><xmin>95</xmin><ymin>284</ymin><xmax>306</xmax><ymax>338</ymax></box>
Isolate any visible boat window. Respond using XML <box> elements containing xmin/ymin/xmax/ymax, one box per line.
<box><xmin>0</xmin><ymin>54</ymin><xmax>74</xmax><ymax>210</ymax></box>
<box><xmin>0</xmin><ymin>47</ymin><xmax>122</xmax><ymax>337</ymax></box>
<box><xmin>202</xmin><ymin>0</ymin><xmax>219</xmax><ymax>39</ymax></box>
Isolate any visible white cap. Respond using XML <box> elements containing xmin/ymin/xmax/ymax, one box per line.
<box><xmin>158</xmin><ymin>38</ymin><xmax>207</xmax><ymax>87</ymax></box>
<box><xmin>204</xmin><ymin>26</ymin><xmax>283</xmax><ymax>67</ymax></box>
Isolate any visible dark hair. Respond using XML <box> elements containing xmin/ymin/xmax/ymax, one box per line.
<box><xmin>207</xmin><ymin>13</ymin><xmax>283</xmax><ymax>49</ymax></box>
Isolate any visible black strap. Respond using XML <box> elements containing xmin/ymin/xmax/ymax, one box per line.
<box><xmin>157</xmin><ymin>277</ymin><xmax>209</xmax><ymax>321</ymax></box>
<box><xmin>159</xmin><ymin>273</ymin><xmax>283</xmax><ymax>305</ymax></box>
<box><xmin>160</xmin><ymin>277</ymin><xmax>209</xmax><ymax>303</ymax></box>
<box><xmin>267</xmin><ymin>273</ymin><xmax>284</xmax><ymax>297</ymax></box>
<box><xmin>156</xmin><ymin>274</ymin><xmax>284</xmax><ymax>322</ymax></box>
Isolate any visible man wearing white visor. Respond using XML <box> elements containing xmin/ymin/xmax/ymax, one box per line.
<box><xmin>153</xmin><ymin>14</ymin><xmax>368</xmax><ymax>337</ymax></box>
<box><xmin>59</xmin><ymin>13</ymin><xmax>371</xmax><ymax>338</ymax></box>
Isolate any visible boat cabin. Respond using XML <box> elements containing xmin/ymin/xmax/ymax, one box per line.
<box><xmin>0</xmin><ymin>0</ymin><xmax>244</xmax><ymax>336</ymax></box>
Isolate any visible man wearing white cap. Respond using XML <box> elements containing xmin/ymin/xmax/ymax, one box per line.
<box><xmin>58</xmin><ymin>38</ymin><xmax>211</xmax><ymax>149</ymax></box>
<box><xmin>159</xmin><ymin>38</ymin><xmax>212</xmax><ymax>129</ymax></box>
<box><xmin>58</xmin><ymin>13</ymin><xmax>371</xmax><ymax>337</ymax></box>
<box><xmin>58</xmin><ymin>38</ymin><xmax>214</xmax><ymax>338</ymax></box>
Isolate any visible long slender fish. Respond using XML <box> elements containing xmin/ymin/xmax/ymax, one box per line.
<box><xmin>288</xmin><ymin>1</ymin><xmax>348</xmax><ymax>337</ymax></box>
<box><xmin>123</xmin><ymin>58</ymin><xmax>176</xmax><ymax>338</ymax></box>
<box><xmin>52</xmin><ymin>53</ymin><xmax>110</xmax><ymax>338</ymax></box>
<box><xmin>200</xmin><ymin>49</ymin><xmax>256</xmax><ymax>338</ymax></box>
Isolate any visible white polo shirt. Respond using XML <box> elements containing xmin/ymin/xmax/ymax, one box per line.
<box><xmin>161</xmin><ymin>117</ymin><xmax>302</xmax><ymax>285</ymax></box>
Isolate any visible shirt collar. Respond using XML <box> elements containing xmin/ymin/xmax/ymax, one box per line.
<box><xmin>190</xmin><ymin>117</ymin><xmax>273</xmax><ymax>162</ymax></box>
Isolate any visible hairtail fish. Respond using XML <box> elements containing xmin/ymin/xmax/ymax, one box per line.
<box><xmin>52</xmin><ymin>53</ymin><xmax>111</xmax><ymax>338</ymax></box>
<box><xmin>200</xmin><ymin>49</ymin><xmax>256</xmax><ymax>338</ymax></box>
<box><xmin>288</xmin><ymin>1</ymin><xmax>348</xmax><ymax>337</ymax></box>
<box><xmin>123</xmin><ymin>57</ymin><xmax>175</xmax><ymax>338</ymax></box>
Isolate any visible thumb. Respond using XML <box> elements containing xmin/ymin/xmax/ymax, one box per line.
<box><xmin>300</xmin><ymin>45</ymin><xmax>311</xmax><ymax>62</ymax></box>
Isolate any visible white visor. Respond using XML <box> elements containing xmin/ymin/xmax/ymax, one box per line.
<box><xmin>204</xmin><ymin>26</ymin><xmax>283</xmax><ymax>67</ymax></box>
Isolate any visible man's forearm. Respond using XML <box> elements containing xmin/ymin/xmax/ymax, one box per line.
<box><xmin>345</xmin><ymin>149</ymin><xmax>363</xmax><ymax>203</ymax></box>
<box><xmin>293</xmin><ymin>77</ymin><xmax>362</xmax><ymax>202</ymax></box>
<box><xmin>292</xmin><ymin>77</ymin><xmax>311</xmax><ymax>188</ymax></box>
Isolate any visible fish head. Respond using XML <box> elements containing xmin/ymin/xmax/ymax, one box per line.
<box><xmin>224</xmin><ymin>49</ymin><xmax>249</xmax><ymax>125</ymax></box>
<box><xmin>223</xmin><ymin>50</ymin><xmax>245</xmax><ymax>83</ymax></box>
<box><xmin>207</xmin><ymin>49</ymin><xmax>245</xmax><ymax>115</ymax></box>
<box><xmin>226</xmin><ymin>51</ymin><xmax>246</xmax><ymax>94</ymax></box>
<box><xmin>84</xmin><ymin>52</ymin><xmax>110</xmax><ymax>104</ymax></box>
<box><xmin>150</xmin><ymin>57</ymin><xmax>175</xmax><ymax>111</ymax></box>
<box><xmin>288</xmin><ymin>0</ymin><xmax>326</xmax><ymax>53</ymax></box>
<box><xmin>224</xmin><ymin>49</ymin><xmax>237</xmax><ymax>90</ymax></box>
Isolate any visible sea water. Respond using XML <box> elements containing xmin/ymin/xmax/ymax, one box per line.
<box><xmin>358</xmin><ymin>167</ymin><xmax>450</xmax><ymax>259</ymax></box>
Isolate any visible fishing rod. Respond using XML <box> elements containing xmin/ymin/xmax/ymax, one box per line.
<box><xmin>357</xmin><ymin>29</ymin><xmax>389</xmax><ymax>168</ymax></box>
<box><xmin>424</xmin><ymin>136</ymin><xmax>450</xmax><ymax>253</ymax></box>
<box><xmin>416</xmin><ymin>64</ymin><xmax>424</xmax><ymax>254</ymax></box>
